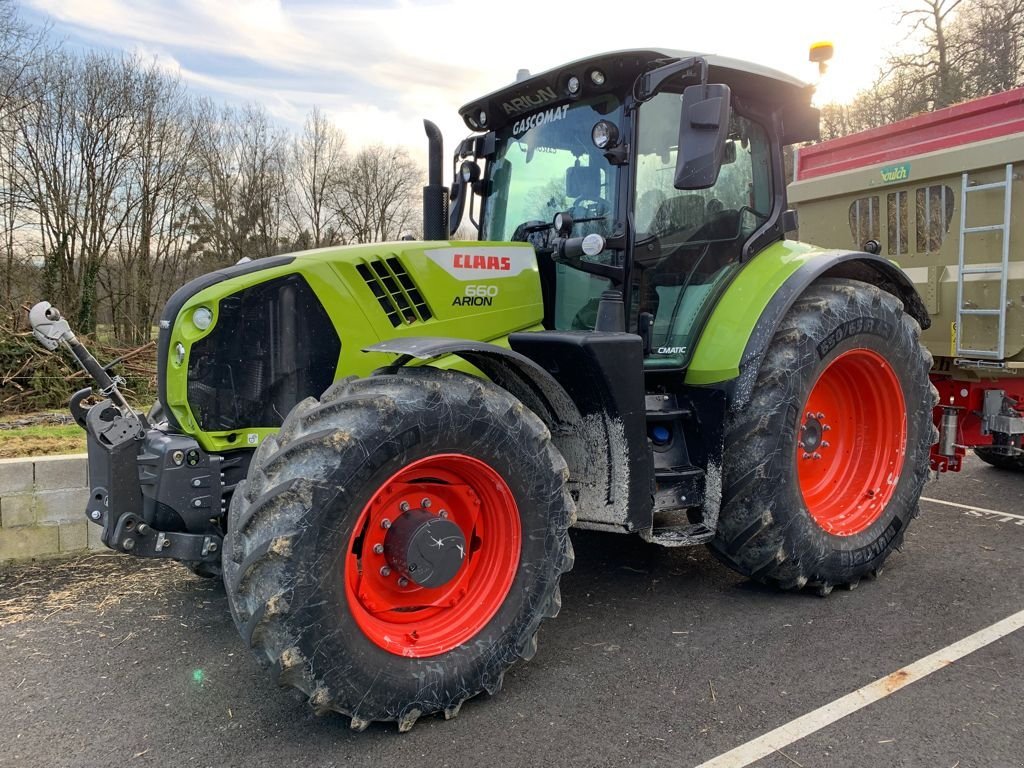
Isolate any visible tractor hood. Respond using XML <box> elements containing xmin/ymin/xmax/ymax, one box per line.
<box><xmin>156</xmin><ymin>241</ymin><xmax>543</xmax><ymax>452</ymax></box>
<box><xmin>459</xmin><ymin>49</ymin><xmax>819</xmax><ymax>144</ymax></box>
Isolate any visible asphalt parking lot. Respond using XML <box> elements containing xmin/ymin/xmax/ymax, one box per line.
<box><xmin>1</xmin><ymin>453</ymin><xmax>1022</xmax><ymax>768</ymax></box>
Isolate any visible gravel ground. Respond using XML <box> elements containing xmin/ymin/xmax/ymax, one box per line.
<box><xmin>1</xmin><ymin>453</ymin><xmax>1022</xmax><ymax>768</ymax></box>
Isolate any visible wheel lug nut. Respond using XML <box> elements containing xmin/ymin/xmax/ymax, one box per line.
<box><xmin>379</xmin><ymin>566</ymin><xmax>391</xmax><ymax>577</ymax></box>
<box><xmin>823</xmin><ymin>424</ymin><xmax>831</xmax><ymax>431</ymax></box>
<box><xmin>421</xmin><ymin>497</ymin><xmax>431</xmax><ymax>509</ymax></box>
<box><xmin>380</xmin><ymin>518</ymin><xmax>391</xmax><ymax>529</ymax></box>
<box><xmin>816</xmin><ymin>412</ymin><xmax>825</xmax><ymax>419</ymax></box>
<box><xmin>813</xmin><ymin>453</ymin><xmax>822</xmax><ymax>460</ymax></box>
<box><xmin>373</xmin><ymin>543</ymin><xmax>384</xmax><ymax>554</ymax></box>
<box><xmin>397</xmin><ymin>577</ymin><xmax>409</xmax><ymax>587</ymax></box>
<box><xmin>399</xmin><ymin>501</ymin><xmax>410</xmax><ymax>513</ymax></box>
<box><xmin>821</xmin><ymin>441</ymin><xmax>830</xmax><ymax>448</ymax></box>
<box><xmin>806</xmin><ymin>412</ymin><xmax>814</xmax><ymax>419</ymax></box>
<box><xmin>438</xmin><ymin>510</ymin><xmax>448</xmax><ymax>519</ymax></box>
<box><xmin>802</xmin><ymin>452</ymin><xmax>811</xmax><ymax>459</ymax></box>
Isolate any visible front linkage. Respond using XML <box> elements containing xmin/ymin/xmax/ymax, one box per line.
<box><xmin>29</xmin><ymin>302</ymin><xmax>230</xmax><ymax>569</ymax></box>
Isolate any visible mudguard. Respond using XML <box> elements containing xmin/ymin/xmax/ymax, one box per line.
<box><xmin>366</xmin><ymin>336</ymin><xmax>583</xmax><ymax>433</ymax></box>
<box><xmin>367</xmin><ymin>333</ymin><xmax>655</xmax><ymax>533</ymax></box>
<box><xmin>685</xmin><ymin>240</ymin><xmax>930</xmax><ymax>410</ymax></box>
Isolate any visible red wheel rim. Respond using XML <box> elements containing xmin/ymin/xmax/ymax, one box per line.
<box><xmin>796</xmin><ymin>349</ymin><xmax>907</xmax><ymax>536</ymax></box>
<box><xmin>344</xmin><ymin>454</ymin><xmax>521</xmax><ymax>657</ymax></box>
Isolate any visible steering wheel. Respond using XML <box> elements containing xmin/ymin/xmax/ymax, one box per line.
<box><xmin>571</xmin><ymin>197</ymin><xmax>608</xmax><ymax>219</ymax></box>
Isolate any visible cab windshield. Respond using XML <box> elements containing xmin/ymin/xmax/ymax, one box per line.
<box><xmin>483</xmin><ymin>95</ymin><xmax>622</xmax><ymax>329</ymax></box>
<box><xmin>483</xmin><ymin>95</ymin><xmax>621</xmax><ymax>242</ymax></box>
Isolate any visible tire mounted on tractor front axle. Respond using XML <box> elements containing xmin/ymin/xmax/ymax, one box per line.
<box><xmin>223</xmin><ymin>368</ymin><xmax>574</xmax><ymax>731</ymax></box>
<box><xmin>710</xmin><ymin>278</ymin><xmax>938</xmax><ymax>594</ymax></box>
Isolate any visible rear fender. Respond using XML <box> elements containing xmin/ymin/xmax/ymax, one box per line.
<box><xmin>686</xmin><ymin>240</ymin><xmax>929</xmax><ymax>410</ymax></box>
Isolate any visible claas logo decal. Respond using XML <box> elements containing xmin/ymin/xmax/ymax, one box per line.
<box><xmin>424</xmin><ymin>246</ymin><xmax>535</xmax><ymax>282</ymax></box>
<box><xmin>453</xmin><ymin>253</ymin><xmax>512</xmax><ymax>271</ymax></box>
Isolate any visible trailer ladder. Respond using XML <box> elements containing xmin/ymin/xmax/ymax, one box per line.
<box><xmin>956</xmin><ymin>163</ymin><xmax>1014</xmax><ymax>359</ymax></box>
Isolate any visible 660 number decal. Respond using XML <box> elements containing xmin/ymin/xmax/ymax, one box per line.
<box><xmin>452</xmin><ymin>285</ymin><xmax>498</xmax><ymax>307</ymax></box>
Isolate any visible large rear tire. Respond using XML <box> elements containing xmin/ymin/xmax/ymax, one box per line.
<box><xmin>974</xmin><ymin>445</ymin><xmax>1024</xmax><ymax>472</ymax></box>
<box><xmin>710</xmin><ymin>278</ymin><xmax>937</xmax><ymax>593</ymax></box>
<box><xmin>223</xmin><ymin>368</ymin><xmax>574</xmax><ymax>731</ymax></box>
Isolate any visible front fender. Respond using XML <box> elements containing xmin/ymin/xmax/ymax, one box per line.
<box><xmin>685</xmin><ymin>240</ymin><xmax>929</xmax><ymax>409</ymax></box>
<box><xmin>365</xmin><ymin>336</ymin><xmax>584</xmax><ymax>434</ymax></box>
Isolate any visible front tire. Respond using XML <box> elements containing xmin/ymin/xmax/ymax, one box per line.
<box><xmin>710</xmin><ymin>278</ymin><xmax>937</xmax><ymax>593</ymax></box>
<box><xmin>223</xmin><ymin>368</ymin><xmax>574</xmax><ymax>731</ymax></box>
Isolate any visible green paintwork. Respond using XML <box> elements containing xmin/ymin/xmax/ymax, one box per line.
<box><xmin>165</xmin><ymin>240</ymin><xmax>544</xmax><ymax>452</ymax></box>
<box><xmin>684</xmin><ymin>239</ymin><xmax>829</xmax><ymax>385</ymax></box>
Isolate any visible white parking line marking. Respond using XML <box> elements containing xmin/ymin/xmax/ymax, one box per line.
<box><xmin>694</xmin><ymin>608</ymin><xmax>1024</xmax><ymax>768</ymax></box>
<box><xmin>921</xmin><ymin>496</ymin><xmax>1024</xmax><ymax>523</ymax></box>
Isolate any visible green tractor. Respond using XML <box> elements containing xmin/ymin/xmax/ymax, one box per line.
<box><xmin>30</xmin><ymin>49</ymin><xmax>937</xmax><ymax>731</ymax></box>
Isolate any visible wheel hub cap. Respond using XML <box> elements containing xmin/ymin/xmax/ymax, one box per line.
<box><xmin>384</xmin><ymin>509</ymin><xmax>467</xmax><ymax>588</ymax></box>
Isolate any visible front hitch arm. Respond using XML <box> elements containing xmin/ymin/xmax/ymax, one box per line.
<box><xmin>28</xmin><ymin>302</ymin><xmax>223</xmax><ymax>563</ymax></box>
<box><xmin>28</xmin><ymin>301</ymin><xmax>147</xmax><ymax>444</ymax></box>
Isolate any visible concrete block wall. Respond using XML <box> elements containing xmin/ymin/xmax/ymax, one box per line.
<box><xmin>0</xmin><ymin>454</ymin><xmax>102</xmax><ymax>563</ymax></box>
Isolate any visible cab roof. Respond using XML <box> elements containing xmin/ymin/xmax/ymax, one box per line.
<box><xmin>458</xmin><ymin>49</ymin><xmax>818</xmax><ymax>144</ymax></box>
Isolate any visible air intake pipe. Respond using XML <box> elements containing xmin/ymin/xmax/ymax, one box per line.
<box><xmin>422</xmin><ymin>120</ymin><xmax>449</xmax><ymax>241</ymax></box>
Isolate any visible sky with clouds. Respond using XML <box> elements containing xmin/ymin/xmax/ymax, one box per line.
<box><xmin>20</xmin><ymin>0</ymin><xmax>911</xmax><ymax>159</ymax></box>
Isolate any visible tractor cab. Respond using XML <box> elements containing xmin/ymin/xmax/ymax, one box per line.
<box><xmin>449</xmin><ymin>50</ymin><xmax>819</xmax><ymax>368</ymax></box>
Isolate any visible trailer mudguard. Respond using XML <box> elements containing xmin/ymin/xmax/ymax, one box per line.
<box><xmin>685</xmin><ymin>240</ymin><xmax>930</xmax><ymax>409</ymax></box>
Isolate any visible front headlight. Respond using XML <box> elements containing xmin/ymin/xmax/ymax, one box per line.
<box><xmin>192</xmin><ymin>306</ymin><xmax>213</xmax><ymax>331</ymax></box>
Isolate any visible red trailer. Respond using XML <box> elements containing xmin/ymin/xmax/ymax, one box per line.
<box><xmin>789</xmin><ymin>88</ymin><xmax>1024</xmax><ymax>471</ymax></box>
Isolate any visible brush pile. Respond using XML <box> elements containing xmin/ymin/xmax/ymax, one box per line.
<box><xmin>0</xmin><ymin>317</ymin><xmax>157</xmax><ymax>414</ymax></box>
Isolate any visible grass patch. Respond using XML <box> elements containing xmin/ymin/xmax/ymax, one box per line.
<box><xmin>0</xmin><ymin>425</ymin><xmax>86</xmax><ymax>459</ymax></box>
<box><xmin>0</xmin><ymin>414</ymin><xmax>87</xmax><ymax>459</ymax></box>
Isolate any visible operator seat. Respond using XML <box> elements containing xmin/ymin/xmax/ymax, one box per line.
<box><xmin>649</xmin><ymin>194</ymin><xmax>705</xmax><ymax>236</ymax></box>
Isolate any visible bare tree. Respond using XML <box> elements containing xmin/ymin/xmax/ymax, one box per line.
<box><xmin>16</xmin><ymin>51</ymin><xmax>139</xmax><ymax>332</ymax></box>
<box><xmin>0</xmin><ymin>0</ymin><xmax>47</xmax><ymax>320</ymax></box>
<box><xmin>817</xmin><ymin>0</ymin><xmax>1024</xmax><ymax>139</ymax></box>
<box><xmin>334</xmin><ymin>145</ymin><xmax>421</xmax><ymax>243</ymax></box>
<box><xmin>954</xmin><ymin>0</ymin><xmax>1024</xmax><ymax>94</ymax></box>
<box><xmin>0</xmin><ymin>6</ymin><xmax>432</xmax><ymax>343</ymax></box>
<box><xmin>191</xmin><ymin>101</ymin><xmax>289</xmax><ymax>265</ymax></box>
<box><xmin>890</xmin><ymin>0</ymin><xmax>966</xmax><ymax>109</ymax></box>
<box><xmin>286</xmin><ymin>106</ymin><xmax>347</xmax><ymax>249</ymax></box>
<box><xmin>0</xmin><ymin>0</ymin><xmax>45</xmax><ymax>126</ymax></box>
<box><xmin>104</xmin><ymin>62</ymin><xmax>200</xmax><ymax>343</ymax></box>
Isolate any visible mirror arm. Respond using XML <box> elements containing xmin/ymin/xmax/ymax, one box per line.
<box><xmin>551</xmin><ymin>233</ymin><xmax>625</xmax><ymax>284</ymax></box>
<box><xmin>636</xmin><ymin>56</ymin><xmax>708</xmax><ymax>102</ymax></box>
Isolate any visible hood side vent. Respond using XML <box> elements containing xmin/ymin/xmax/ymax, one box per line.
<box><xmin>356</xmin><ymin>256</ymin><xmax>432</xmax><ymax>327</ymax></box>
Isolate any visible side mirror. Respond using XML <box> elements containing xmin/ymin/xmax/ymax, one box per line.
<box><xmin>674</xmin><ymin>83</ymin><xmax>732</xmax><ymax>191</ymax></box>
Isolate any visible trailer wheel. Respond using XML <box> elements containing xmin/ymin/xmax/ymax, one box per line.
<box><xmin>710</xmin><ymin>278</ymin><xmax>937</xmax><ymax>593</ymax></box>
<box><xmin>223</xmin><ymin>368</ymin><xmax>574</xmax><ymax>731</ymax></box>
<box><xmin>974</xmin><ymin>445</ymin><xmax>1024</xmax><ymax>472</ymax></box>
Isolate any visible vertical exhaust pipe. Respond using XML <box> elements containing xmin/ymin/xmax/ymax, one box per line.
<box><xmin>423</xmin><ymin>120</ymin><xmax>449</xmax><ymax>241</ymax></box>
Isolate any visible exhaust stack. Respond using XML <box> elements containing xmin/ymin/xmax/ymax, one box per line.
<box><xmin>422</xmin><ymin>120</ymin><xmax>449</xmax><ymax>241</ymax></box>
